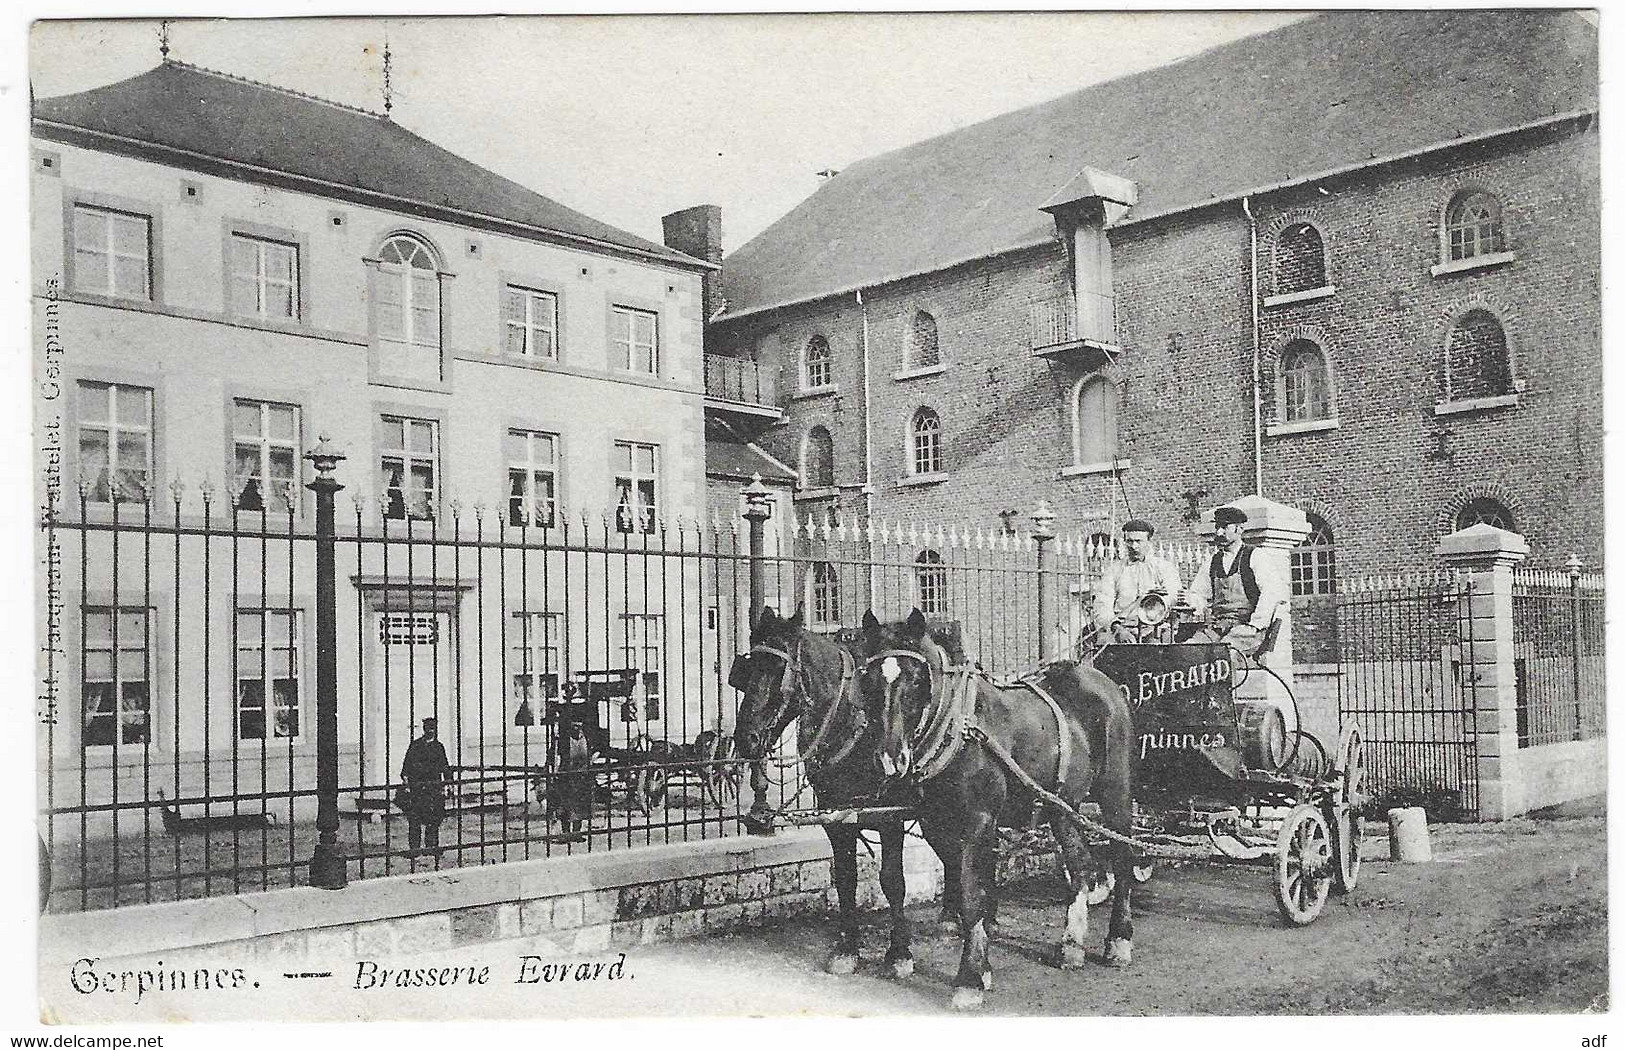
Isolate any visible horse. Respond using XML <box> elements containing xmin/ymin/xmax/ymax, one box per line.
<box><xmin>730</xmin><ymin>606</ymin><xmax>925</xmax><ymax>978</ymax></box>
<box><xmin>856</xmin><ymin>608</ymin><xmax>1137</xmax><ymax>1010</ymax></box>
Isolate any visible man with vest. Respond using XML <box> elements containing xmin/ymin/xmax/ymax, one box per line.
<box><xmin>1182</xmin><ymin>505</ymin><xmax>1287</xmax><ymax>659</ymax></box>
<box><xmin>1093</xmin><ymin>518</ymin><xmax>1182</xmax><ymax>643</ymax></box>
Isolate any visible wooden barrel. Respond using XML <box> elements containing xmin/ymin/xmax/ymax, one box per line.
<box><xmin>1237</xmin><ymin>701</ymin><xmax>1288</xmax><ymax>771</ymax></box>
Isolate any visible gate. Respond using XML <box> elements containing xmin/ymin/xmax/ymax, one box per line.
<box><xmin>1335</xmin><ymin>574</ymin><xmax>1479</xmax><ymax>817</ymax></box>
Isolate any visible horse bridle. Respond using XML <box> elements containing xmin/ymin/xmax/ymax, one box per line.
<box><xmin>862</xmin><ymin>644</ymin><xmax>950</xmax><ymax>750</ymax></box>
<box><xmin>734</xmin><ymin>641</ymin><xmax>859</xmax><ymax>771</ymax></box>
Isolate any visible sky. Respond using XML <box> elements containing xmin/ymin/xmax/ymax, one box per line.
<box><xmin>29</xmin><ymin>11</ymin><xmax>1310</xmax><ymax>253</ymax></box>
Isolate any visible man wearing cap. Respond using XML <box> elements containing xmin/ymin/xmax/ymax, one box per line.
<box><xmin>1183</xmin><ymin>505</ymin><xmax>1288</xmax><ymax>658</ymax></box>
<box><xmin>1093</xmin><ymin>519</ymin><xmax>1182</xmax><ymax>643</ymax></box>
<box><xmin>400</xmin><ymin>717</ymin><xmax>452</xmax><ymax>853</ymax></box>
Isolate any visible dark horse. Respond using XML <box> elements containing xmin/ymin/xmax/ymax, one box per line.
<box><xmin>857</xmin><ymin>608</ymin><xmax>1137</xmax><ymax>1010</ymax></box>
<box><xmin>731</xmin><ymin>606</ymin><xmax>924</xmax><ymax>978</ymax></box>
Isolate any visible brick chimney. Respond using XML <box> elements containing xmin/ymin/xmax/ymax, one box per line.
<box><xmin>662</xmin><ymin>205</ymin><xmax>723</xmax><ymax>320</ymax></box>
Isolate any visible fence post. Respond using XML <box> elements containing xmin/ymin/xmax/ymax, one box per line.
<box><xmin>1436</xmin><ymin>523</ymin><xmax>1528</xmax><ymax>821</ymax></box>
<box><xmin>306</xmin><ymin>434</ymin><xmax>348</xmax><ymax>889</ymax></box>
<box><xmin>1567</xmin><ymin>553</ymin><xmax>1583</xmax><ymax>741</ymax></box>
<box><xmin>1031</xmin><ymin>501</ymin><xmax>1056</xmax><ymax>661</ymax></box>
<box><xmin>742</xmin><ymin>473</ymin><xmax>773</xmax><ymax>631</ymax></box>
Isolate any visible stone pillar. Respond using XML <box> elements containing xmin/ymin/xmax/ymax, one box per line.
<box><xmin>1214</xmin><ymin>495</ymin><xmax>1310</xmax><ymax>723</ymax></box>
<box><xmin>1436</xmin><ymin>523</ymin><xmax>1529</xmax><ymax>821</ymax></box>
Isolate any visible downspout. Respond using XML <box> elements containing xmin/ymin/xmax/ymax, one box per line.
<box><xmin>857</xmin><ymin>288</ymin><xmax>877</xmax><ymax>611</ymax></box>
<box><xmin>1242</xmin><ymin>196</ymin><xmax>1262</xmax><ymax>496</ymax></box>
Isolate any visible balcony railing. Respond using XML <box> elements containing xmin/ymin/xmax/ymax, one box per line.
<box><xmin>704</xmin><ymin>353</ymin><xmax>768</xmax><ymax>405</ymax></box>
<box><xmin>1029</xmin><ymin>295</ymin><xmax>1116</xmax><ymax>351</ymax></box>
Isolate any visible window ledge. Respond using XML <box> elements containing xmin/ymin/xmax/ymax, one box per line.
<box><xmin>1058</xmin><ymin>459</ymin><xmax>1131</xmax><ymax>479</ymax></box>
<box><xmin>1430</xmin><ymin>251</ymin><xmax>1516</xmax><ymax>278</ymax></box>
<box><xmin>1263</xmin><ymin>284</ymin><xmax>1337</xmax><ymax>308</ymax></box>
<box><xmin>793</xmin><ymin>385</ymin><xmax>839</xmax><ymax>401</ymax></box>
<box><xmin>891</xmin><ymin>363</ymin><xmax>946</xmax><ymax>382</ymax></box>
<box><xmin>896</xmin><ymin>472</ymin><xmax>949</xmax><ymax>489</ymax></box>
<box><xmin>793</xmin><ymin>487</ymin><xmax>838</xmax><ymax>501</ymax></box>
<box><xmin>1434</xmin><ymin>393</ymin><xmax>1521</xmax><ymax>416</ymax></box>
<box><xmin>1264</xmin><ymin>418</ymin><xmax>1341</xmax><ymax>437</ymax></box>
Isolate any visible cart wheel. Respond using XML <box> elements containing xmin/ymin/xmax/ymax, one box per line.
<box><xmin>1273</xmin><ymin>803</ymin><xmax>1333</xmax><ymax>926</ymax></box>
<box><xmin>1332</xmin><ymin>728</ymin><xmax>1367</xmax><ymax>895</ymax></box>
<box><xmin>1131</xmin><ymin>862</ymin><xmax>1156</xmax><ymax>884</ymax></box>
<box><xmin>634</xmin><ymin>766</ymin><xmax>668</xmax><ymax>814</ymax></box>
<box><xmin>1085</xmin><ymin>867</ymin><xmax>1116</xmax><ymax>906</ymax></box>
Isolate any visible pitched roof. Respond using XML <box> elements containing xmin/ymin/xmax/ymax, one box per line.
<box><xmin>718</xmin><ymin>9</ymin><xmax>1596</xmax><ymax>318</ymax></box>
<box><xmin>33</xmin><ymin>61</ymin><xmax>702</xmax><ymax>268</ymax></box>
<box><xmin>704</xmin><ymin>428</ymin><xmax>797</xmax><ymax>484</ymax></box>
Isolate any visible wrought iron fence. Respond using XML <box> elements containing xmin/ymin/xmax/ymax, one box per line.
<box><xmin>1335</xmin><ymin>572</ymin><xmax>1479</xmax><ymax>816</ymax></box>
<box><xmin>702</xmin><ymin>353</ymin><xmax>767</xmax><ymax>406</ymax></box>
<box><xmin>1511</xmin><ymin>568</ymin><xmax>1606</xmax><ymax>748</ymax></box>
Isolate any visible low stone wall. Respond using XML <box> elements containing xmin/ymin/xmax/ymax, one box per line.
<box><xmin>1501</xmin><ymin>736</ymin><xmax>1607</xmax><ymax>817</ymax></box>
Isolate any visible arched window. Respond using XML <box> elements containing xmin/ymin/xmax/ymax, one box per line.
<box><xmin>1456</xmin><ymin>497</ymin><xmax>1515</xmax><ymax>532</ymax></box>
<box><xmin>810</xmin><ymin>562</ymin><xmax>841</xmax><ymax>627</ymax></box>
<box><xmin>915</xmin><ymin>549</ymin><xmax>947</xmax><ymax>617</ymax></box>
<box><xmin>1290</xmin><ymin>514</ymin><xmax>1337</xmax><ymax>596</ymax></box>
<box><xmin>1444</xmin><ymin>309</ymin><xmax>1512</xmax><ymax>401</ymax></box>
<box><xmin>1275</xmin><ymin>222</ymin><xmax>1327</xmax><ymax>294</ymax></box>
<box><xmin>1445</xmin><ymin>192</ymin><xmax>1504</xmax><ymax>263</ymax></box>
<box><xmin>910</xmin><ymin>408</ymin><xmax>943</xmax><ymax>475</ymax></box>
<box><xmin>1073</xmin><ymin>376</ymin><xmax>1118</xmax><ymax>466</ymax></box>
<box><xmin>376</xmin><ymin>235</ymin><xmax>441</xmax><ymax>347</ymax></box>
<box><xmin>1280</xmin><ymin>340</ymin><xmax>1333</xmax><ymax>422</ymax></box>
<box><xmin>804</xmin><ymin>335</ymin><xmax>832</xmax><ymax>389</ymax></box>
<box><xmin>803</xmin><ymin>426</ymin><xmax>835</xmax><ymax>489</ymax></box>
<box><xmin>911</xmin><ymin>310</ymin><xmax>940</xmax><ymax>369</ymax></box>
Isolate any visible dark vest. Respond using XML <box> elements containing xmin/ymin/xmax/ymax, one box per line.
<box><xmin>1209</xmin><ymin>545</ymin><xmax>1261</xmax><ymax>607</ymax></box>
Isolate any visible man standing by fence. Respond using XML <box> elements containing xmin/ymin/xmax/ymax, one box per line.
<box><xmin>1093</xmin><ymin>519</ymin><xmax>1183</xmax><ymax>643</ymax></box>
<box><xmin>400</xmin><ymin>717</ymin><xmax>451</xmax><ymax>853</ymax></box>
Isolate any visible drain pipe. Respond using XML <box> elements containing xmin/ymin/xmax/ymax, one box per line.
<box><xmin>1242</xmin><ymin>196</ymin><xmax>1263</xmax><ymax>496</ymax></box>
<box><xmin>857</xmin><ymin>288</ymin><xmax>877</xmax><ymax>611</ymax></box>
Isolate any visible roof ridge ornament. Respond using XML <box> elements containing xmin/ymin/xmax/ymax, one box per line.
<box><xmin>158</xmin><ymin>20</ymin><xmax>171</xmax><ymax>62</ymax></box>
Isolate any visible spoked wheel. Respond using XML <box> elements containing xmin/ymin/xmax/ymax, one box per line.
<box><xmin>1273</xmin><ymin>803</ymin><xmax>1333</xmax><ymax>926</ymax></box>
<box><xmin>633</xmin><ymin>765</ymin><xmax>668</xmax><ymax>814</ymax></box>
<box><xmin>1332</xmin><ymin>727</ymin><xmax>1367</xmax><ymax>894</ymax></box>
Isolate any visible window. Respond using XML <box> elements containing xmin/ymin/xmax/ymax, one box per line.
<box><xmin>232</xmin><ymin>400</ymin><xmax>300</xmax><ymax>513</ymax></box>
<box><xmin>1290</xmin><ymin>515</ymin><xmax>1337</xmax><ymax>596</ymax></box>
<box><xmin>612</xmin><ymin>305</ymin><xmax>659</xmax><ymax>374</ymax></box>
<box><xmin>376</xmin><ymin>235</ymin><xmax>441</xmax><ymax>346</ymax></box>
<box><xmin>1456</xmin><ymin>497</ymin><xmax>1515</xmax><ymax>532</ymax></box>
<box><xmin>804</xmin><ymin>336</ymin><xmax>832</xmax><ymax>389</ymax></box>
<box><xmin>1275</xmin><ymin>223</ymin><xmax>1327</xmax><ymax>294</ymax></box>
<box><xmin>910</xmin><ymin>408</ymin><xmax>943</xmax><ymax>476</ymax></box>
<box><xmin>915</xmin><ymin>550</ymin><xmax>948</xmax><ymax>617</ymax></box>
<box><xmin>511</xmin><ymin>611</ymin><xmax>562</xmax><ymax>707</ymax></box>
<box><xmin>73</xmin><ymin>205</ymin><xmax>150</xmax><ymax>299</ymax></box>
<box><xmin>230</xmin><ymin>234</ymin><xmax>298</xmax><ymax>321</ymax></box>
<box><xmin>504</xmin><ymin>285</ymin><xmax>558</xmax><ymax>360</ymax></box>
<box><xmin>810</xmin><ymin>562</ymin><xmax>841</xmax><ymax>626</ymax></box>
<box><xmin>911</xmin><ymin>311</ymin><xmax>940</xmax><ymax>369</ymax></box>
<box><xmin>379</xmin><ymin>415</ymin><xmax>439</xmax><ymax>520</ymax></box>
<box><xmin>506</xmin><ymin>429</ymin><xmax>559</xmax><ymax>528</ymax></box>
<box><xmin>1446</xmin><ymin>192</ymin><xmax>1504</xmax><ymax>262</ymax></box>
<box><xmin>79</xmin><ymin>381</ymin><xmax>152</xmax><ymax>503</ymax></box>
<box><xmin>803</xmin><ymin>426</ymin><xmax>835</xmax><ymax>489</ymax></box>
<box><xmin>1073</xmin><ymin>376</ymin><xmax>1118</xmax><ymax>466</ymax></box>
<box><xmin>236</xmin><ymin>609</ymin><xmax>301</xmax><ymax>740</ymax></box>
<box><xmin>82</xmin><ymin>608</ymin><xmax>151</xmax><ymax>747</ymax></box>
<box><xmin>1280</xmin><ymin>340</ymin><xmax>1332</xmax><ymax>422</ymax></box>
<box><xmin>614</xmin><ymin>441</ymin><xmax>658</xmax><ymax>534</ymax></box>
<box><xmin>1443</xmin><ymin>310</ymin><xmax>1512</xmax><ymax>401</ymax></box>
<box><xmin>620</xmin><ymin>614</ymin><xmax>663</xmax><ymax>719</ymax></box>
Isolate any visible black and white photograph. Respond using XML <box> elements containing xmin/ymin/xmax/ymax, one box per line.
<box><xmin>15</xmin><ymin>4</ymin><xmax>1609</xmax><ymax>1029</ymax></box>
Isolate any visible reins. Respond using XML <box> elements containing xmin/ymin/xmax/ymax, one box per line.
<box><xmin>746</xmin><ymin>639</ymin><xmax>863</xmax><ymax>775</ymax></box>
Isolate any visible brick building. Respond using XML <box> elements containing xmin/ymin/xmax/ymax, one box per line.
<box><xmin>705</xmin><ymin>8</ymin><xmax>1601</xmax><ymax>626</ymax></box>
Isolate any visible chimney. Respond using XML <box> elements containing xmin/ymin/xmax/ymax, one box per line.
<box><xmin>662</xmin><ymin>205</ymin><xmax>724</xmax><ymax>320</ymax></box>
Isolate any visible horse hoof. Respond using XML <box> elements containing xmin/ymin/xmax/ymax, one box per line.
<box><xmin>950</xmin><ymin>987</ymin><xmax>984</xmax><ymax>1011</ymax></box>
<box><xmin>1057</xmin><ymin>943</ymin><xmax>1089</xmax><ymax>971</ymax></box>
<box><xmin>1104</xmin><ymin>938</ymin><xmax>1134</xmax><ymax>968</ymax></box>
<box><xmin>826</xmin><ymin>953</ymin><xmax>859</xmax><ymax>976</ymax></box>
<box><xmin>887</xmin><ymin>956</ymin><xmax>914</xmax><ymax>980</ymax></box>
<box><xmin>981</xmin><ymin>970</ymin><xmax>993</xmax><ymax>992</ymax></box>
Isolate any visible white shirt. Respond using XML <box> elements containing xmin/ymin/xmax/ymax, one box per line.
<box><xmin>1093</xmin><ymin>555</ymin><xmax>1183</xmax><ymax>628</ymax></box>
<box><xmin>1184</xmin><ymin>542</ymin><xmax>1288</xmax><ymax>630</ymax></box>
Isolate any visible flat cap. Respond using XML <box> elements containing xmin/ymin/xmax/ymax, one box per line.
<box><xmin>1121</xmin><ymin>518</ymin><xmax>1156</xmax><ymax>537</ymax></box>
<box><xmin>1213</xmin><ymin>506</ymin><xmax>1249</xmax><ymax>527</ymax></box>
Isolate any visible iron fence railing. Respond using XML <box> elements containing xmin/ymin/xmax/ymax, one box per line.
<box><xmin>1511</xmin><ymin>569</ymin><xmax>1606</xmax><ymax>748</ymax></box>
<box><xmin>703</xmin><ymin>353</ymin><xmax>766</xmax><ymax>405</ymax></box>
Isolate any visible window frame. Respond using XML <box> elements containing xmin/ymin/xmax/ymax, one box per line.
<box><xmin>809</xmin><ymin>561</ymin><xmax>842</xmax><ymax>628</ymax></box>
<box><xmin>909</xmin><ymin>407</ymin><xmax>944</xmax><ymax>477</ymax></box>
<box><xmin>1455</xmin><ymin>497</ymin><xmax>1516</xmax><ymax>533</ymax></box>
<box><xmin>69</xmin><ymin>202</ymin><xmax>153</xmax><ymax>302</ymax></box>
<box><xmin>802</xmin><ymin>425</ymin><xmax>836</xmax><ymax>490</ymax></box>
<box><xmin>504</xmin><ymin>284</ymin><xmax>560</xmax><ymax>361</ymax></box>
<box><xmin>230</xmin><ymin>398</ymin><xmax>303</xmax><ymax>515</ymax></box>
<box><xmin>803</xmin><ymin>335</ymin><xmax>833</xmax><ymax>391</ymax></box>
<box><xmin>79</xmin><ymin>605</ymin><xmax>155</xmax><ymax>750</ymax></box>
<box><xmin>374</xmin><ymin>234</ymin><xmax>444</xmax><ymax>349</ymax></box>
<box><xmin>1272</xmin><ymin>221</ymin><xmax>1329</xmax><ymax>296</ymax></box>
<box><xmin>1290</xmin><ymin>515</ymin><xmax>1337</xmax><ymax>597</ymax></box>
<box><xmin>377</xmin><ymin>412</ymin><xmax>441</xmax><ymax>521</ymax></box>
<box><xmin>613</xmin><ymin>439</ymin><xmax>660</xmax><ymax>534</ymax></box>
<box><xmin>506</xmin><ymin>428</ymin><xmax>561</xmax><ymax>528</ymax></box>
<box><xmin>1070</xmin><ymin>374</ymin><xmax>1119</xmax><ymax>469</ymax></box>
<box><xmin>1441</xmin><ymin>308</ymin><xmax>1515</xmax><ymax>405</ymax></box>
<box><xmin>1278</xmin><ymin>340</ymin><xmax>1335</xmax><ymax>424</ymax></box>
<box><xmin>234</xmin><ymin>606</ymin><xmax>306</xmax><ymax>743</ymax></box>
<box><xmin>914</xmin><ymin>549</ymin><xmax>948</xmax><ymax>618</ymax></box>
<box><xmin>77</xmin><ymin>380</ymin><xmax>155</xmax><ymax>506</ymax></box>
<box><xmin>610</xmin><ymin>304</ymin><xmax>660</xmax><ymax>375</ymax></box>
<box><xmin>619</xmin><ymin>612</ymin><xmax>664</xmax><ymax>719</ymax></box>
<box><xmin>910</xmin><ymin>310</ymin><xmax>941</xmax><ymax>370</ymax></box>
<box><xmin>511</xmin><ymin>610</ymin><xmax>564</xmax><ymax>709</ymax></box>
<box><xmin>1444</xmin><ymin>191</ymin><xmax>1505</xmax><ymax>264</ymax></box>
<box><xmin>227</xmin><ymin>230</ymin><xmax>301</xmax><ymax>323</ymax></box>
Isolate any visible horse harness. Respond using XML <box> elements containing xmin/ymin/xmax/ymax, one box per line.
<box><xmin>867</xmin><ymin>647</ymin><xmax>1073</xmax><ymax>791</ymax></box>
<box><xmin>738</xmin><ymin>642</ymin><xmax>864</xmax><ymax>774</ymax></box>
